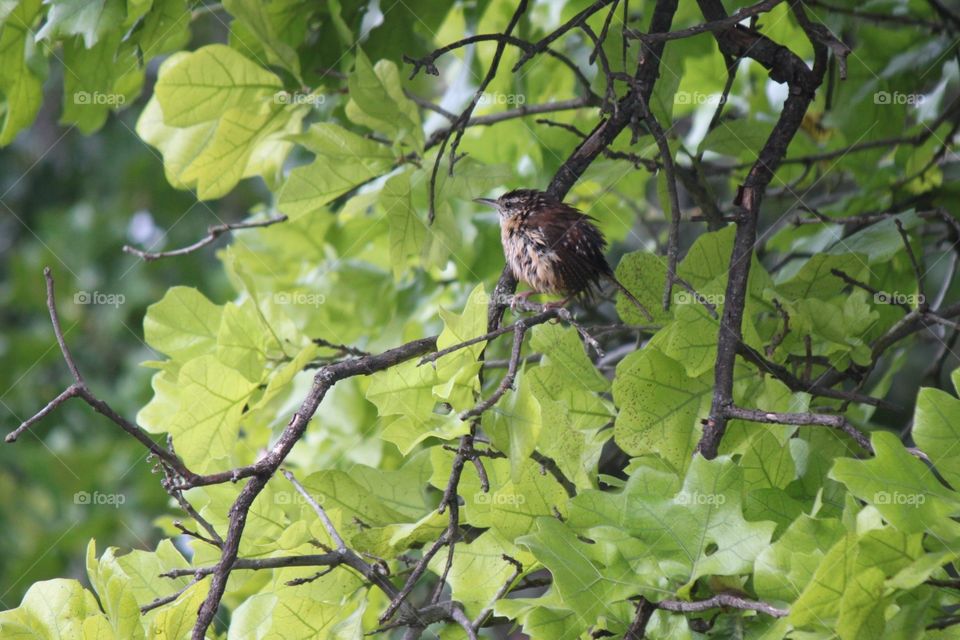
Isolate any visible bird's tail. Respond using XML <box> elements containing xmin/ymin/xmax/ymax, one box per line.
<box><xmin>610</xmin><ymin>277</ymin><xmax>654</xmax><ymax>322</ymax></box>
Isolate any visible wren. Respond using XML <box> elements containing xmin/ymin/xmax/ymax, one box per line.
<box><xmin>475</xmin><ymin>189</ymin><xmax>652</xmax><ymax>320</ymax></box>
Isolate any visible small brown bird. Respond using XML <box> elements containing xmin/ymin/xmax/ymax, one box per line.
<box><xmin>475</xmin><ymin>189</ymin><xmax>653</xmax><ymax>320</ymax></box>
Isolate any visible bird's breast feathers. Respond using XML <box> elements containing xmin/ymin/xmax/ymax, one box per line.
<box><xmin>500</xmin><ymin>216</ymin><xmax>562</xmax><ymax>294</ymax></box>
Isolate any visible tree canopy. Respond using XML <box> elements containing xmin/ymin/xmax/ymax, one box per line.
<box><xmin>2</xmin><ymin>0</ymin><xmax>960</xmax><ymax>638</ymax></box>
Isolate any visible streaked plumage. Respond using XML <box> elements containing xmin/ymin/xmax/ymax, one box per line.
<box><xmin>496</xmin><ymin>190</ymin><xmax>610</xmax><ymax>296</ymax></box>
<box><xmin>475</xmin><ymin>189</ymin><xmax>652</xmax><ymax>320</ymax></box>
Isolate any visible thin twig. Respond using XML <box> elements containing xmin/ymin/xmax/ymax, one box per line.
<box><xmin>627</xmin><ymin>0</ymin><xmax>784</xmax><ymax>42</ymax></box>
<box><xmin>282</xmin><ymin>469</ymin><xmax>346</xmax><ymax>549</ymax></box>
<box><xmin>140</xmin><ymin>577</ymin><xmax>200</xmax><ymax>614</ymax></box>
<box><xmin>7</xmin><ymin>270</ymin><xmax>196</xmax><ymax>480</ymax></box>
<box><xmin>461</xmin><ymin>322</ymin><xmax>528</xmax><ymax>420</ymax></box>
<box><xmin>426</xmin><ymin>1</ymin><xmax>529</xmax><ymax>223</ymax></box>
<box><xmin>471</xmin><ymin>555</ymin><xmax>523</xmax><ymax>631</ymax></box>
<box><xmin>895</xmin><ymin>219</ymin><xmax>927</xmax><ymax>309</ymax></box>
<box><xmin>123</xmin><ymin>215</ymin><xmax>288</xmax><ymax>262</ymax></box>
<box><xmin>765</xmin><ymin>299</ymin><xmax>789</xmax><ymax>357</ymax></box>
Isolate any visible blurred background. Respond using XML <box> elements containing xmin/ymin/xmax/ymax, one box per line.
<box><xmin>0</xmin><ymin>13</ymin><xmax>251</xmax><ymax>607</ymax></box>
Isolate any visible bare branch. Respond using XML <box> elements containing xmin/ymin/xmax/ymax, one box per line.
<box><xmin>6</xmin><ymin>270</ymin><xmax>196</xmax><ymax>481</ymax></box>
<box><xmin>696</xmin><ymin>0</ymin><xmax>828</xmax><ymax>459</ymax></box>
<box><xmin>123</xmin><ymin>215</ymin><xmax>288</xmax><ymax>262</ymax></box>
<box><xmin>723</xmin><ymin>405</ymin><xmax>873</xmax><ymax>453</ymax></box>
<box><xmin>656</xmin><ymin>593</ymin><xmax>788</xmax><ymax>617</ymax></box>
<box><xmin>460</xmin><ymin>319</ymin><xmax>528</xmax><ymax>420</ymax></box>
<box><xmin>628</xmin><ymin>0</ymin><xmax>783</xmax><ymax>42</ymax></box>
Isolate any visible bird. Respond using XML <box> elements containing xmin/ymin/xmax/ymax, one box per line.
<box><xmin>475</xmin><ymin>189</ymin><xmax>653</xmax><ymax>320</ymax></box>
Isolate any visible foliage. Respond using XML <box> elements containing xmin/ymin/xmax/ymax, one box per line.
<box><xmin>2</xmin><ymin>0</ymin><xmax>960</xmax><ymax>639</ymax></box>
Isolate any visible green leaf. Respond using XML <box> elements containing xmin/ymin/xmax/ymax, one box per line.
<box><xmin>484</xmin><ymin>368</ymin><xmax>542</xmax><ymax>482</ymax></box>
<box><xmin>167</xmin><ymin>355</ymin><xmax>259</xmax><ymax>472</ymax></box>
<box><xmin>216</xmin><ymin>298</ymin><xmax>270</xmax><ymax>383</ymax></box>
<box><xmin>110</xmin><ymin>538</ymin><xmax>192</xmax><ymax>609</ymax></box>
<box><xmin>432</xmin><ymin>284</ymin><xmax>487</xmax><ymax>410</ymax></box>
<box><xmin>224</xmin><ymin>0</ymin><xmax>302</xmax><ymax>80</ymax></box>
<box><xmin>154</xmin><ymin>44</ymin><xmax>283</xmax><ymax>127</ymax></box>
<box><xmin>530</xmin><ymin>323</ymin><xmax>608</xmax><ymax>393</ymax></box>
<box><xmin>741</xmin><ymin>430</ymin><xmax>796</xmax><ymax>491</ymax></box>
<box><xmin>776</xmin><ymin>253</ymin><xmax>870</xmax><ymax>301</ymax></box>
<box><xmin>614</xmin><ymin>251</ymin><xmax>671</xmax><ymax>324</ymax></box>
<box><xmin>443</xmin><ymin>453</ymin><xmax>570</xmax><ymax>540</ymax></box>
<box><xmin>279</xmin><ymin>123</ymin><xmax>395</xmax><ymax>217</ymax></box>
<box><xmin>677</xmin><ymin>225</ymin><xmax>734</xmax><ymax>292</ymax></box>
<box><xmin>699</xmin><ymin>118</ymin><xmax>775</xmax><ymax>159</ymax></box>
<box><xmin>570</xmin><ymin>456</ymin><xmax>776</xmax><ymax>595</ymax></box>
<box><xmin>298</xmin><ymin>465</ymin><xmax>431</xmax><ymax>551</ymax></box>
<box><xmin>138</xmin><ymin>0</ymin><xmax>190</xmax><ymax>57</ymax></box>
<box><xmin>913</xmin><ymin>371</ymin><xmax>960</xmax><ymax>488</ymax></box>
<box><xmin>85</xmin><ymin>541</ymin><xmax>144</xmax><ymax>640</ymax></box>
<box><xmin>345</xmin><ymin>48</ymin><xmax>422</xmax><ymax>150</ymax></box>
<box><xmin>754</xmin><ymin>514</ymin><xmax>846</xmax><ymax>603</ymax></box>
<box><xmin>613</xmin><ymin>348</ymin><xmax>710</xmax><ymax>472</ymax></box>
<box><xmin>147</xmin><ymin>580</ymin><xmax>210</xmax><ymax>639</ymax></box>
<box><xmin>36</xmin><ymin>0</ymin><xmax>125</xmax><ymax>48</ymax></box>
<box><xmin>366</xmin><ymin>358</ymin><xmax>438</xmax><ymax>422</ymax></box>
<box><xmin>526</xmin><ymin>361</ymin><xmax>612</xmax><ymax>432</ymax></box>
<box><xmin>179</xmin><ymin>102</ymin><xmax>302</xmax><ymax>199</ymax></box>
<box><xmin>0</xmin><ymin>579</ymin><xmax>109</xmax><ymax>638</ymax></box>
<box><xmin>789</xmin><ymin>533</ymin><xmax>859</xmax><ymax>628</ymax></box>
<box><xmin>517</xmin><ymin>517</ymin><xmax>636</xmax><ymax>628</ymax></box>
<box><xmin>658</xmin><ymin>302</ymin><xmax>720</xmax><ymax>378</ymax></box>
<box><xmin>837</xmin><ymin>567</ymin><xmax>887</xmax><ymax>639</ymax></box>
<box><xmin>427</xmin><ymin>530</ymin><xmax>533</xmax><ymax>618</ymax></box>
<box><xmin>534</xmin><ymin>397</ymin><xmax>606</xmax><ymax>490</ymax></box>
<box><xmin>136</xmin><ymin>79</ymin><xmax>218</xmax><ymax>189</ymax></box>
<box><xmin>60</xmin><ymin>33</ymin><xmax>139</xmax><ymax>134</ymax></box>
<box><xmin>229</xmin><ymin>593</ymin><xmax>360</xmax><ymax>639</ymax></box>
<box><xmin>381</xmin><ymin>170</ymin><xmax>426</xmax><ymax>279</ymax></box>
<box><xmin>830</xmin><ymin>431</ymin><xmax>960</xmax><ymax>536</ymax></box>
<box><xmin>827</xmin><ymin>211</ymin><xmax>922</xmax><ymax>263</ymax></box>
<box><xmin>0</xmin><ymin>0</ymin><xmax>44</xmax><ymax>145</ymax></box>
<box><xmin>144</xmin><ymin>286</ymin><xmax>223</xmax><ymax>360</ymax></box>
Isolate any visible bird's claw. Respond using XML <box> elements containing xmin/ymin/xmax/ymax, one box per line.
<box><xmin>510</xmin><ymin>290</ymin><xmax>534</xmax><ymax>312</ymax></box>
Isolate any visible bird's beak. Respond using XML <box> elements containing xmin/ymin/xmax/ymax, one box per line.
<box><xmin>473</xmin><ymin>197</ymin><xmax>498</xmax><ymax>207</ymax></box>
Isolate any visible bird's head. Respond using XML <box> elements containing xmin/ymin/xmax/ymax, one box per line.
<box><xmin>474</xmin><ymin>189</ymin><xmax>552</xmax><ymax>220</ymax></box>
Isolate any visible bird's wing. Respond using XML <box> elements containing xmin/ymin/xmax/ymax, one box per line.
<box><xmin>525</xmin><ymin>203</ymin><xmax>611</xmax><ymax>294</ymax></box>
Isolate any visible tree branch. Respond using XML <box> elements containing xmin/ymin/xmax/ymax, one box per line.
<box><xmin>696</xmin><ymin>0</ymin><xmax>827</xmax><ymax>459</ymax></box>
<box><xmin>123</xmin><ymin>215</ymin><xmax>288</xmax><ymax>262</ymax></box>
